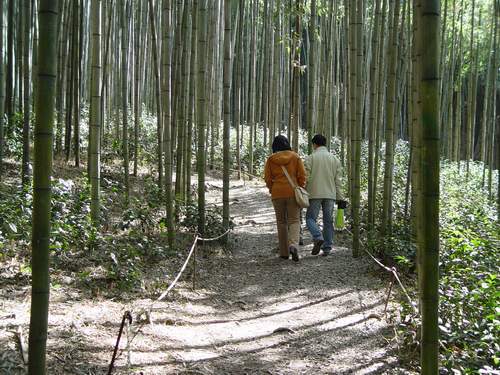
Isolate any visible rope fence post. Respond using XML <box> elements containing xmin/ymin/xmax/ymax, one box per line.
<box><xmin>126</xmin><ymin>315</ymin><xmax>131</xmax><ymax>369</ymax></box>
<box><xmin>384</xmin><ymin>272</ymin><xmax>396</xmax><ymax>316</ymax></box>
<box><xmin>193</xmin><ymin>239</ymin><xmax>197</xmax><ymax>291</ymax></box>
<box><xmin>107</xmin><ymin>229</ymin><xmax>231</xmax><ymax>368</ymax></box>
<box><xmin>108</xmin><ymin>311</ymin><xmax>132</xmax><ymax>375</ymax></box>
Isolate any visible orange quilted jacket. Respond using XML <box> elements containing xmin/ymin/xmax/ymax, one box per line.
<box><xmin>264</xmin><ymin>151</ymin><xmax>306</xmax><ymax>199</ymax></box>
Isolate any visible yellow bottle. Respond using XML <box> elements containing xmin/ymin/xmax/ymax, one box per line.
<box><xmin>335</xmin><ymin>201</ymin><xmax>347</xmax><ymax>230</ymax></box>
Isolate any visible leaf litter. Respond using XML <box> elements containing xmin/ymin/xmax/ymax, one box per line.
<box><xmin>0</xmin><ymin>172</ymin><xmax>415</xmax><ymax>374</ymax></box>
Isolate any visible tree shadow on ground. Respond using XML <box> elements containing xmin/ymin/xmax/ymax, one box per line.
<box><xmin>0</xmin><ymin>176</ymin><xmax>405</xmax><ymax>374</ymax></box>
<box><xmin>112</xmin><ymin>315</ymin><xmax>400</xmax><ymax>374</ymax></box>
<box><xmin>127</xmin><ymin>180</ymin><xmax>405</xmax><ymax>374</ymax></box>
<box><xmin>63</xmin><ymin>229</ymin><xmax>404</xmax><ymax>374</ymax></box>
<box><xmin>102</xmin><ymin>235</ymin><xmax>402</xmax><ymax>373</ymax></box>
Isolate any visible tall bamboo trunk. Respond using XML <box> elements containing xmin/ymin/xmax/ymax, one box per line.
<box><xmin>56</xmin><ymin>0</ymin><xmax>69</xmax><ymax>156</ymax></box>
<box><xmin>248</xmin><ymin>0</ymin><xmax>257</xmax><ymax>176</ymax></box>
<box><xmin>465</xmin><ymin>0</ymin><xmax>475</xmax><ymax>178</ymax></box>
<box><xmin>439</xmin><ymin>0</ymin><xmax>448</xmax><ymax>118</ymax></box>
<box><xmin>186</xmin><ymin>0</ymin><xmax>198</xmax><ymax>202</ymax></box>
<box><xmin>260</xmin><ymin>0</ymin><xmax>271</xmax><ymax>149</ymax></box>
<box><xmin>317</xmin><ymin>19</ymin><xmax>326</xmax><ymax>138</ymax></box>
<box><xmin>347</xmin><ymin>0</ymin><xmax>355</xmax><ymax>200</ymax></box>
<box><xmin>306</xmin><ymin>0</ymin><xmax>317</xmax><ymax>146</ymax></box>
<box><xmin>133</xmin><ymin>0</ymin><xmax>142</xmax><ymax>177</ymax></box>
<box><xmin>352</xmin><ymin>0</ymin><xmax>364</xmax><ymax>257</ymax></box>
<box><xmin>381</xmin><ymin>0</ymin><xmax>400</xmax><ymax>236</ymax></box>
<box><xmin>452</xmin><ymin>0</ymin><xmax>464</xmax><ymax>164</ymax></box>
<box><xmin>181</xmin><ymin>1</ymin><xmax>193</xmax><ymax>201</ymax></box>
<box><xmin>486</xmin><ymin>3</ymin><xmax>498</xmax><ymax>196</ymax></box>
<box><xmin>479</xmin><ymin>2</ymin><xmax>497</xmax><ymax>169</ymax></box>
<box><xmin>470</xmin><ymin>10</ymin><xmax>481</xmax><ymax>161</ymax></box>
<box><xmin>442</xmin><ymin>0</ymin><xmax>455</xmax><ymax>158</ymax></box>
<box><xmin>174</xmin><ymin>2</ymin><xmax>190</xmax><ymax>199</ymax></box>
<box><xmin>148</xmin><ymin>0</ymin><xmax>163</xmax><ymax>191</ymax></box>
<box><xmin>5</xmin><ymin>0</ymin><xmax>13</xmax><ymax>126</ymax></box>
<box><xmin>73</xmin><ymin>0</ymin><xmax>82</xmax><ymax>168</ymax></box>
<box><xmin>373</xmin><ymin>0</ymin><xmax>388</xmax><ymax>221</ymax></box>
<box><xmin>21</xmin><ymin>0</ymin><xmax>31</xmax><ymax>187</ymax></box>
<box><xmin>411</xmin><ymin>0</ymin><xmax>425</xmax><ymax>304</ymax></box>
<box><xmin>416</xmin><ymin>0</ymin><xmax>440</xmax><ymax>372</ymax></box>
<box><xmin>222</xmin><ymin>0</ymin><xmax>232</xmax><ymax>240</ymax></box>
<box><xmin>28</xmin><ymin>1</ymin><xmax>59</xmax><ymax>372</ymax></box>
<box><xmin>291</xmin><ymin>1</ymin><xmax>301</xmax><ymax>152</ymax></box>
<box><xmin>234</xmin><ymin>0</ymin><xmax>243</xmax><ymax>179</ymax></box>
<box><xmin>64</xmin><ymin>3</ymin><xmax>74</xmax><ymax>162</ymax></box>
<box><xmin>171</xmin><ymin>0</ymin><xmax>183</xmax><ymax>168</ymax></box>
<box><xmin>121</xmin><ymin>0</ymin><xmax>130</xmax><ymax>203</ymax></box>
<box><xmin>207</xmin><ymin>0</ymin><xmax>218</xmax><ymax>171</ymax></box>
<box><xmin>367</xmin><ymin>0</ymin><xmax>382</xmax><ymax>233</ymax></box>
<box><xmin>100</xmin><ymin>0</ymin><xmax>114</xmax><ymax>149</ymax></box>
<box><xmin>89</xmin><ymin>0</ymin><xmax>102</xmax><ymax>225</ymax></box>
<box><xmin>16</xmin><ymin>4</ymin><xmax>22</xmax><ymax>116</ymax></box>
<box><xmin>270</xmin><ymin>1</ymin><xmax>280</xmax><ymax>143</ymax></box>
<box><xmin>0</xmin><ymin>0</ymin><xmax>4</xmax><ymax>179</ymax></box>
<box><xmin>162</xmin><ymin>0</ymin><xmax>174</xmax><ymax>247</ymax></box>
<box><xmin>197</xmin><ymin>0</ymin><xmax>208</xmax><ymax>234</ymax></box>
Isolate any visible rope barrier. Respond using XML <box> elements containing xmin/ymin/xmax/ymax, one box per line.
<box><xmin>106</xmin><ymin>162</ymin><xmax>239</xmax><ymax>372</ymax></box>
<box><xmin>106</xmin><ymin>170</ymin><xmax>415</xmax><ymax>371</ymax></box>
<box><xmin>107</xmin><ymin>227</ymin><xmax>231</xmax><ymax>374</ymax></box>
<box><xmin>198</xmin><ymin>228</ymin><xmax>232</xmax><ymax>242</ymax></box>
<box><xmin>391</xmin><ymin>269</ymin><xmax>416</xmax><ymax>312</ymax></box>
<box><xmin>344</xmin><ymin>228</ymin><xmax>418</xmax><ymax>314</ymax></box>
<box><xmin>155</xmin><ymin>237</ymin><xmax>199</xmax><ymax>302</ymax></box>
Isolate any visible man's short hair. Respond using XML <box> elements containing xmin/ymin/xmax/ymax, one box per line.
<box><xmin>312</xmin><ymin>134</ymin><xmax>327</xmax><ymax>147</ymax></box>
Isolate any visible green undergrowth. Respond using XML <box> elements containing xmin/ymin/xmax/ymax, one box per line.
<box><xmin>0</xmin><ymin>162</ymin><xmax>228</xmax><ymax>297</ymax></box>
<box><xmin>357</xmin><ymin>142</ymin><xmax>499</xmax><ymax>374</ymax></box>
<box><xmin>431</xmin><ymin>162</ymin><xmax>497</xmax><ymax>374</ymax></box>
<box><xmin>1</xmin><ymin>115</ymin><xmax>498</xmax><ymax>372</ymax></box>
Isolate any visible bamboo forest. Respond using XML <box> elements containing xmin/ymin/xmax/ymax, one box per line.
<box><xmin>0</xmin><ymin>0</ymin><xmax>498</xmax><ymax>374</ymax></box>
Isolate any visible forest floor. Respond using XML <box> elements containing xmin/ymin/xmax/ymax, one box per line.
<box><xmin>0</xmin><ymin>165</ymin><xmax>415</xmax><ymax>374</ymax></box>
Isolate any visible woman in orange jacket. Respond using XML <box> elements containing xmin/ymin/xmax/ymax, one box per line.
<box><xmin>264</xmin><ymin>135</ymin><xmax>306</xmax><ymax>262</ymax></box>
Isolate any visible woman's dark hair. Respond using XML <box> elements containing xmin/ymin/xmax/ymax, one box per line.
<box><xmin>272</xmin><ymin>135</ymin><xmax>292</xmax><ymax>153</ymax></box>
<box><xmin>312</xmin><ymin>134</ymin><xmax>327</xmax><ymax>147</ymax></box>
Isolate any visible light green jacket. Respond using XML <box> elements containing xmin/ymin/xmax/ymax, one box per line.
<box><xmin>305</xmin><ymin>146</ymin><xmax>344</xmax><ymax>200</ymax></box>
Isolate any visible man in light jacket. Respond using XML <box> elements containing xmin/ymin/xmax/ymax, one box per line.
<box><xmin>304</xmin><ymin>134</ymin><xmax>344</xmax><ymax>256</ymax></box>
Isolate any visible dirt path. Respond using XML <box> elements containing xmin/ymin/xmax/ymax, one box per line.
<box><xmin>110</xmin><ymin>178</ymin><xmax>408</xmax><ymax>374</ymax></box>
<box><xmin>1</xmin><ymin>177</ymin><xmax>410</xmax><ymax>374</ymax></box>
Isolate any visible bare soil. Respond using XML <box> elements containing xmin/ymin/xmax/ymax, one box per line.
<box><xmin>0</xmin><ymin>171</ymin><xmax>413</xmax><ymax>374</ymax></box>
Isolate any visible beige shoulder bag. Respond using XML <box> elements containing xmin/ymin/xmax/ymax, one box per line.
<box><xmin>281</xmin><ymin>165</ymin><xmax>310</xmax><ymax>208</ymax></box>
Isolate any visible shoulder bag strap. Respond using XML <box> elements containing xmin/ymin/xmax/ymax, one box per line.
<box><xmin>281</xmin><ymin>165</ymin><xmax>297</xmax><ymax>189</ymax></box>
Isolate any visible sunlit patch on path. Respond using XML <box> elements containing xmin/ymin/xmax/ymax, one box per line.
<box><xmin>0</xmin><ymin>176</ymin><xmax>413</xmax><ymax>374</ymax></box>
<box><xmin>108</xmin><ymin>178</ymin><xmax>412</xmax><ymax>374</ymax></box>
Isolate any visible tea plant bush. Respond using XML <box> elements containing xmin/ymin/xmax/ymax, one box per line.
<box><xmin>435</xmin><ymin>162</ymin><xmax>499</xmax><ymax>373</ymax></box>
<box><xmin>176</xmin><ymin>199</ymin><xmax>234</xmax><ymax>239</ymax></box>
<box><xmin>357</xmin><ymin>142</ymin><xmax>499</xmax><ymax>373</ymax></box>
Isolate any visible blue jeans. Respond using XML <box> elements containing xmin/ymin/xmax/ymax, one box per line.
<box><xmin>306</xmin><ymin>199</ymin><xmax>335</xmax><ymax>250</ymax></box>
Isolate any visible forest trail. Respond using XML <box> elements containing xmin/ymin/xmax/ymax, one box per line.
<box><xmin>108</xmin><ymin>176</ymin><xmax>409</xmax><ymax>374</ymax></box>
<box><xmin>0</xmin><ymin>175</ymin><xmax>410</xmax><ymax>375</ymax></box>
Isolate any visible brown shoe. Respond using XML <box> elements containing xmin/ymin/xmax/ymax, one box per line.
<box><xmin>311</xmin><ymin>239</ymin><xmax>324</xmax><ymax>255</ymax></box>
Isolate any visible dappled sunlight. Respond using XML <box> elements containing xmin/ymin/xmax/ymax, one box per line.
<box><xmin>96</xmin><ymin>178</ymin><xmax>404</xmax><ymax>373</ymax></box>
<box><xmin>0</xmin><ymin>167</ymin><xmax>408</xmax><ymax>373</ymax></box>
